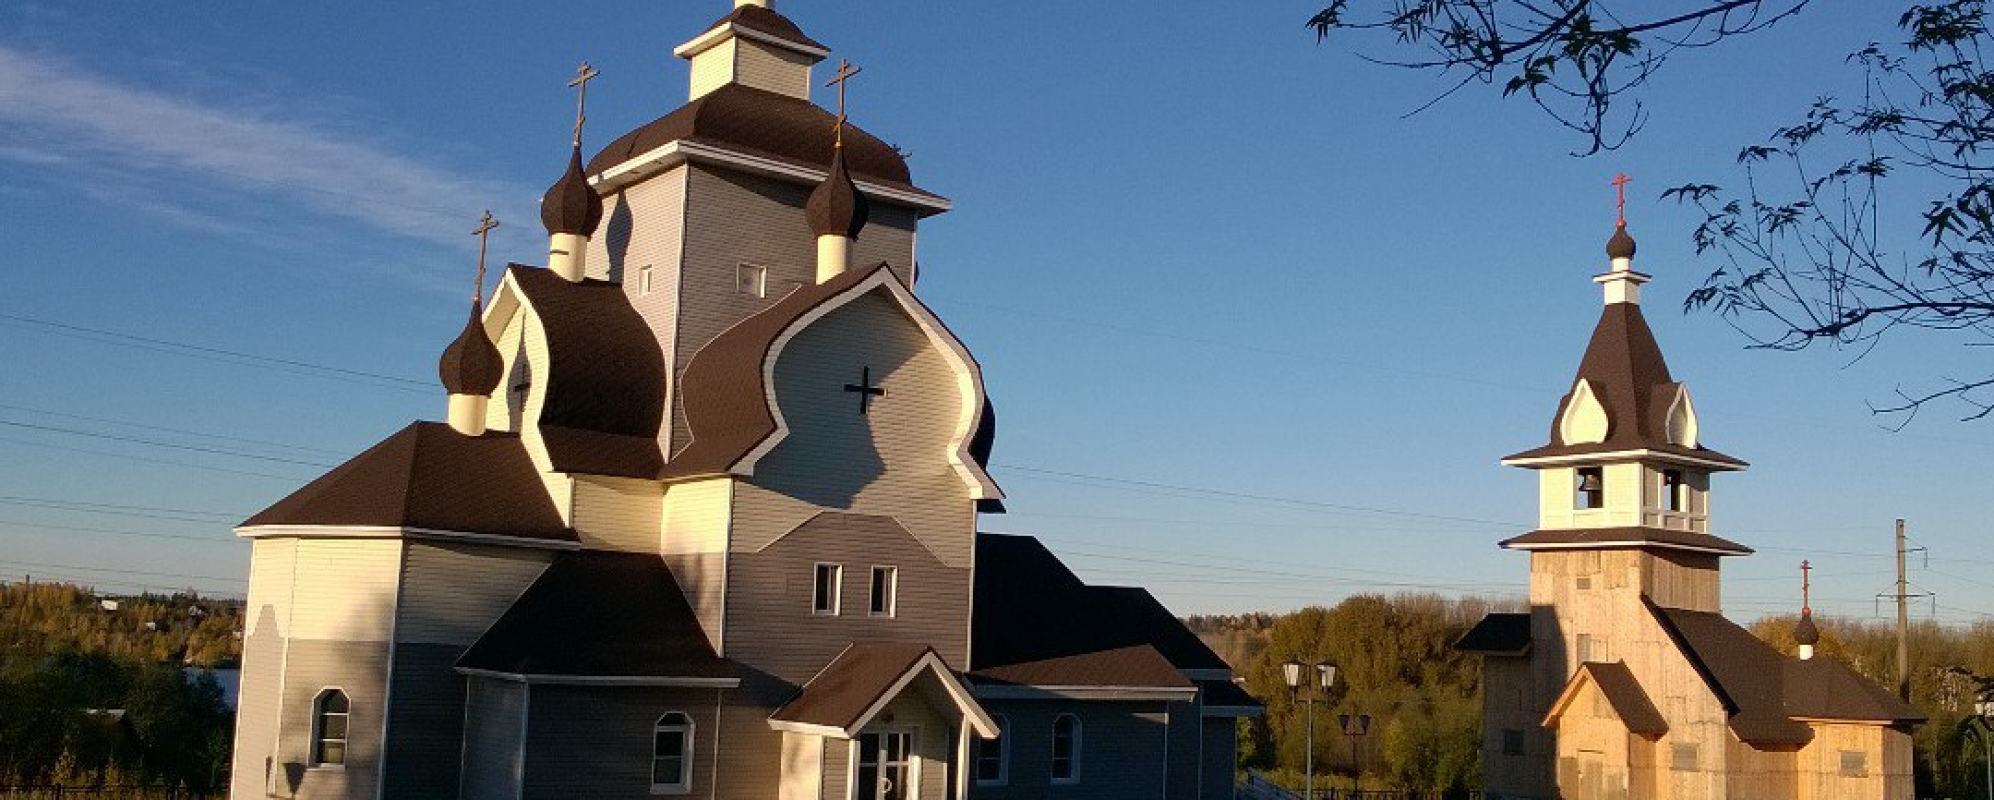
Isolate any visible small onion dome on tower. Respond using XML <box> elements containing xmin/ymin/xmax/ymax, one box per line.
<box><xmin>439</xmin><ymin>300</ymin><xmax>504</xmax><ymax>398</ymax></box>
<box><xmin>1794</xmin><ymin>610</ymin><xmax>1820</xmax><ymax>647</ymax></box>
<box><xmin>806</xmin><ymin>147</ymin><xmax>869</xmax><ymax>282</ymax></box>
<box><xmin>1607</xmin><ymin>222</ymin><xmax>1638</xmax><ymax>260</ymax></box>
<box><xmin>541</xmin><ymin>145</ymin><xmax>604</xmax><ymax>282</ymax></box>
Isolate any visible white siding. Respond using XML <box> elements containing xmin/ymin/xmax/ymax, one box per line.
<box><xmin>570</xmin><ymin>475</ymin><xmax>664</xmax><ymax>553</ymax></box>
<box><xmin>396</xmin><ymin>542</ymin><xmax>552</xmax><ymax>646</ymax></box>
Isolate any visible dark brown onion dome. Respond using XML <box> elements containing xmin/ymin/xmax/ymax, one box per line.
<box><xmin>540</xmin><ymin>145</ymin><xmax>604</xmax><ymax>237</ymax></box>
<box><xmin>1794</xmin><ymin>610</ymin><xmax>1820</xmax><ymax>646</ymax></box>
<box><xmin>439</xmin><ymin>300</ymin><xmax>503</xmax><ymax>396</ymax></box>
<box><xmin>805</xmin><ymin>147</ymin><xmax>869</xmax><ymax>239</ymax></box>
<box><xmin>1607</xmin><ymin>222</ymin><xmax>1637</xmax><ymax>259</ymax></box>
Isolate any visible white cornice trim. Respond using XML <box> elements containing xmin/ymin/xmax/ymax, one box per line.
<box><xmin>454</xmin><ymin>668</ymin><xmax>739</xmax><ymax>688</ymax></box>
<box><xmin>235</xmin><ymin>525</ymin><xmax>582</xmax><ymax>551</ymax></box>
<box><xmin>971</xmin><ymin>684</ymin><xmax>1200</xmax><ymax>702</ymax></box>
<box><xmin>1500</xmin><ymin>448</ymin><xmax>1747</xmax><ymax>471</ymax></box>
<box><xmin>591</xmin><ymin>140</ymin><xmax>952</xmax><ymax>214</ymax></box>
<box><xmin>672</xmin><ymin>23</ymin><xmax>831</xmax><ymax>60</ymax></box>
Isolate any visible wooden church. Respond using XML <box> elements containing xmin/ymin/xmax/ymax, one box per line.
<box><xmin>227</xmin><ymin>3</ymin><xmax>1258</xmax><ymax>799</ymax></box>
<box><xmin>1458</xmin><ymin>216</ymin><xmax>1925</xmax><ymax>799</ymax></box>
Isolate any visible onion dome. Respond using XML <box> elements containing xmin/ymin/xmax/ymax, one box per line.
<box><xmin>540</xmin><ymin>145</ymin><xmax>604</xmax><ymax>237</ymax></box>
<box><xmin>1607</xmin><ymin>222</ymin><xmax>1637</xmax><ymax>260</ymax></box>
<box><xmin>439</xmin><ymin>300</ymin><xmax>503</xmax><ymax>396</ymax></box>
<box><xmin>1793</xmin><ymin>609</ymin><xmax>1820</xmax><ymax>647</ymax></box>
<box><xmin>805</xmin><ymin>147</ymin><xmax>869</xmax><ymax>239</ymax></box>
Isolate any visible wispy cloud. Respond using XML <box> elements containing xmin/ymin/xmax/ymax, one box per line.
<box><xmin>0</xmin><ymin>45</ymin><xmax>531</xmax><ymax>251</ymax></box>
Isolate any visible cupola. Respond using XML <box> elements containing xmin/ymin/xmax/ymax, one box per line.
<box><xmin>675</xmin><ymin>0</ymin><xmax>829</xmax><ymax>101</ymax></box>
<box><xmin>542</xmin><ymin>144</ymin><xmax>603</xmax><ymax>282</ymax></box>
<box><xmin>807</xmin><ymin>146</ymin><xmax>869</xmax><ymax>283</ymax></box>
<box><xmin>1795</xmin><ymin>560</ymin><xmax>1820</xmax><ymax>660</ymax></box>
<box><xmin>440</xmin><ymin>298</ymin><xmax>503</xmax><ymax>436</ymax></box>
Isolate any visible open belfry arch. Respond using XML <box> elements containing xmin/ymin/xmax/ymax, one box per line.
<box><xmin>1457</xmin><ymin>179</ymin><xmax>1923</xmax><ymax>800</ymax></box>
<box><xmin>227</xmin><ymin>3</ymin><xmax>1258</xmax><ymax>800</ymax></box>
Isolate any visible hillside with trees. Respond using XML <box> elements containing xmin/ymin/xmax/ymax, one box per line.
<box><xmin>0</xmin><ymin>581</ymin><xmax>241</xmax><ymax>791</ymax></box>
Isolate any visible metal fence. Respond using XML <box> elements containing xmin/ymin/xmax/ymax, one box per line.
<box><xmin>0</xmin><ymin>788</ymin><xmax>211</xmax><ymax>800</ymax></box>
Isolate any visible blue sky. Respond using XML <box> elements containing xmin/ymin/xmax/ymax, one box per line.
<box><xmin>1</xmin><ymin>1</ymin><xmax>1987</xmax><ymax>622</ymax></box>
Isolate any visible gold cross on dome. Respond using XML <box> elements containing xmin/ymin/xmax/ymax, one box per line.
<box><xmin>825</xmin><ymin>58</ymin><xmax>863</xmax><ymax>148</ymax></box>
<box><xmin>1800</xmin><ymin>559</ymin><xmax>1813</xmax><ymax>612</ymax></box>
<box><xmin>1610</xmin><ymin>172</ymin><xmax>1632</xmax><ymax>226</ymax></box>
<box><xmin>471</xmin><ymin>210</ymin><xmax>499</xmax><ymax>303</ymax></box>
<box><xmin>568</xmin><ymin>62</ymin><xmax>601</xmax><ymax>146</ymax></box>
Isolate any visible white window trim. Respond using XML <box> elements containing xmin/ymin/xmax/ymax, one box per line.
<box><xmin>651</xmin><ymin>712</ymin><xmax>695</xmax><ymax>795</ymax></box>
<box><xmin>869</xmin><ymin>565</ymin><xmax>898</xmax><ymax>618</ymax></box>
<box><xmin>812</xmin><ymin>563</ymin><xmax>843</xmax><ymax>616</ymax></box>
<box><xmin>1051</xmin><ymin>713</ymin><xmax>1082</xmax><ymax>785</ymax></box>
<box><xmin>974</xmin><ymin>714</ymin><xmax>1009</xmax><ymax>786</ymax></box>
<box><xmin>639</xmin><ymin>265</ymin><xmax>656</xmax><ymax>295</ymax></box>
<box><xmin>847</xmin><ymin>726</ymin><xmax>922</xmax><ymax>800</ymax></box>
<box><xmin>737</xmin><ymin>262</ymin><xmax>768</xmax><ymax>298</ymax></box>
<box><xmin>309</xmin><ymin>686</ymin><xmax>349</xmax><ymax>770</ymax></box>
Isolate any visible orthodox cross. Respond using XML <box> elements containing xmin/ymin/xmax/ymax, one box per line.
<box><xmin>842</xmin><ymin>366</ymin><xmax>885</xmax><ymax>414</ymax></box>
<box><xmin>1610</xmin><ymin>172</ymin><xmax>1632</xmax><ymax>226</ymax></box>
<box><xmin>1801</xmin><ymin>559</ymin><xmax>1813</xmax><ymax>613</ymax></box>
<box><xmin>825</xmin><ymin>58</ymin><xmax>863</xmax><ymax>148</ymax></box>
<box><xmin>568</xmin><ymin>62</ymin><xmax>601</xmax><ymax>146</ymax></box>
<box><xmin>471</xmin><ymin>210</ymin><xmax>499</xmax><ymax>304</ymax></box>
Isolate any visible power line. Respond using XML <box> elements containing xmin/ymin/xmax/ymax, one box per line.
<box><xmin>0</xmin><ymin>519</ymin><xmax>243</xmax><ymax>546</ymax></box>
<box><xmin>0</xmin><ymin>435</ymin><xmax>314</xmax><ymax>482</ymax></box>
<box><xmin>0</xmin><ymin>311</ymin><xmax>432</xmax><ymax>393</ymax></box>
<box><xmin>0</xmin><ymin>419</ymin><xmax>336</xmax><ymax>468</ymax></box>
<box><xmin>0</xmin><ymin>496</ymin><xmax>245</xmax><ymax>522</ymax></box>
<box><xmin>0</xmin><ymin>402</ymin><xmax>348</xmax><ymax>456</ymax></box>
<box><xmin>0</xmin><ymin>558</ymin><xmax>245</xmax><ymax>585</ymax></box>
<box><xmin>992</xmin><ymin>463</ymin><xmax>1523</xmax><ymax>528</ymax></box>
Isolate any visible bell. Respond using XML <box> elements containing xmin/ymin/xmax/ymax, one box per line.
<box><xmin>1578</xmin><ymin>473</ymin><xmax>1604</xmax><ymax>492</ymax></box>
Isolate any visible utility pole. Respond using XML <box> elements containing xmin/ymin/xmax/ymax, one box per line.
<box><xmin>1896</xmin><ymin>518</ymin><xmax>1911</xmax><ymax>702</ymax></box>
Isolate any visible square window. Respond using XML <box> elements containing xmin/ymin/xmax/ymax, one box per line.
<box><xmin>737</xmin><ymin>264</ymin><xmax>767</xmax><ymax>298</ymax></box>
<box><xmin>1501</xmin><ymin>729</ymin><xmax>1525</xmax><ymax>756</ymax></box>
<box><xmin>1575</xmin><ymin>576</ymin><xmax>1593</xmax><ymax>591</ymax></box>
<box><xmin>869</xmin><ymin>566</ymin><xmax>898</xmax><ymax>617</ymax></box>
<box><xmin>638</xmin><ymin>265</ymin><xmax>655</xmax><ymax>295</ymax></box>
<box><xmin>812</xmin><ymin>563</ymin><xmax>842</xmax><ymax>615</ymax></box>
<box><xmin>1671</xmin><ymin>743</ymin><xmax>1699</xmax><ymax>772</ymax></box>
<box><xmin>1840</xmin><ymin>750</ymin><xmax>1867</xmax><ymax>777</ymax></box>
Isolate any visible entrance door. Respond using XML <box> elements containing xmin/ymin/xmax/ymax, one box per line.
<box><xmin>854</xmin><ymin>730</ymin><xmax>916</xmax><ymax>800</ymax></box>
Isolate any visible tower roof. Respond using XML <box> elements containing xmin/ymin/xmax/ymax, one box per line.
<box><xmin>540</xmin><ymin>145</ymin><xmax>604</xmax><ymax>237</ymax></box>
<box><xmin>805</xmin><ymin>147</ymin><xmax>869</xmax><ymax>238</ymax></box>
<box><xmin>438</xmin><ymin>299</ymin><xmax>503</xmax><ymax>396</ymax></box>
<box><xmin>698</xmin><ymin>4</ymin><xmax>826</xmax><ymax>54</ymax></box>
<box><xmin>1502</xmin><ymin>302</ymin><xmax>1746</xmax><ymax>468</ymax></box>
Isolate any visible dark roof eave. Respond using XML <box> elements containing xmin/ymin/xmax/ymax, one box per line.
<box><xmin>1500</xmin><ymin>527</ymin><xmax>1754</xmax><ymax>556</ymax></box>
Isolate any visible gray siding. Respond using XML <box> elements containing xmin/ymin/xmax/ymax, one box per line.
<box><xmin>1165</xmin><ymin>700</ymin><xmax>1202</xmax><ymax>800</ymax></box>
<box><xmin>379</xmin><ymin>644</ymin><xmax>465</xmax><ymax>800</ymax></box>
<box><xmin>461</xmin><ymin>677</ymin><xmax>526</xmax><ymax>800</ymax></box>
<box><xmin>1201</xmin><ymin>718</ymin><xmax>1239</xmax><ymax>800</ymax></box>
<box><xmin>272</xmin><ymin>640</ymin><xmax>391</xmax><ymax>800</ymax></box>
<box><xmin>725</xmin><ymin>512</ymin><xmax>970</xmax><ymax>685</ymax></box>
<box><xmin>521</xmin><ymin>685</ymin><xmax>722</xmax><ymax>800</ymax></box>
<box><xmin>971</xmin><ymin>702</ymin><xmax>1171</xmax><ymax>800</ymax></box>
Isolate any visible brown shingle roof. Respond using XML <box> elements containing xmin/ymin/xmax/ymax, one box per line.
<box><xmin>1784</xmin><ymin>657</ymin><xmax>1924</xmax><ymax>725</ymax></box>
<box><xmin>702</xmin><ymin>4</ymin><xmax>827</xmax><ymax>53</ymax></box>
<box><xmin>586</xmin><ymin>83</ymin><xmax>931</xmax><ymax>199</ymax></box>
<box><xmin>456</xmin><ymin>551</ymin><xmax>736</xmax><ymax>680</ymax></box>
<box><xmin>1456</xmin><ymin>612</ymin><xmax>1532</xmax><ymax>655</ymax></box>
<box><xmin>507</xmin><ymin>265</ymin><xmax>665</xmax><ymax>478</ymax></box>
<box><xmin>664</xmin><ymin>263</ymin><xmax>888</xmax><ymax>480</ymax></box>
<box><xmin>970</xmin><ymin>645</ymin><xmax>1191</xmax><ymax>690</ymax></box>
<box><xmin>1503</xmin><ymin>303</ymin><xmax>1744</xmax><ymax>468</ymax></box>
<box><xmin>972</xmin><ymin>534</ymin><xmax>1230</xmax><ymax>674</ymax></box>
<box><xmin>1547</xmin><ymin>661</ymin><xmax>1668</xmax><ymax>737</ymax></box>
<box><xmin>1647</xmin><ymin>600</ymin><xmax>1815</xmax><ymax>746</ymax></box>
<box><xmin>1500</xmin><ymin>527</ymin><xmax>1753</xmax><ymax>556</ymax></box>
<box><xmin>770</xmin><ymin>642</ymin><xmax>995</xmax><ymax>737</ymax></box>
<box><xmin>241</xmin><ymin>422</ymin><xmax>573</xmax><ymax>542</ymax></box>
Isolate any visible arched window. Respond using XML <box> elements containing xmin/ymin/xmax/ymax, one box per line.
<box><xmin>652</xmin><ymin>711</ymin><xmax>694</xmax><ymax>794</ymax></box>
<box><xmin>310</xmin><ymin>689</ymin><xmax>349</xmax><ymax>767</ymax></box>
<box><xmin>1051</xmin><ymin>713</ymin><xmax>1081</xmax><ymax>784</ymax></box>
<box><xmin>973</xmin><ymin>714</ymin><xmax>1009</xmax><ymax>786</ymax></box>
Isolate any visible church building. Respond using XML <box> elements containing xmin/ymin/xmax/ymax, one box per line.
<box><xmin>227</xmin><ymin>3</ymin><xmax>1257</xmax><ymax>799</ymax></box>
<box><xmin>1457</xmin><ymin>215</ymin><xmax>1924</xmax><ymax>799</ymax></box>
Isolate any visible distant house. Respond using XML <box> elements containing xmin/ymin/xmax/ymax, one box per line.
<box><xmin>226</xmin><ymin>3</ymin><xmax>1257</xmax><ymax>799</ymax></box>
<box><xmin>99</xmin><ymin>599</ymin><xmax>119</xmax><ymax>612</ymax></box>
<box><xmin>1460</xmin><ymin>222</ymin><xmax>1922</xmax><ymax>799</ymax></box>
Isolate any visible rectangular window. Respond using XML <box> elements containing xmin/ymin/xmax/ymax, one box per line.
<box><xmin>639</xmin><ymin>265</ymin><xmax>655</xmax><ymax>295</ymax></box>
<box><xmin>1575</xmin><ymin>467</ymin><xmax>1606</xmax><ymax>509</ymax></box>
<box><xmin>1671</xmin><ymin>743</ymin><xmax>1699</xmax><ymax>772</ymax></box>
<box><xmin>737</xmin><ymin>263</ymin><xmax>767</xmax><ymax>298</ymax></box>
<box><xmin>1501</xmin><ymin>729</ymin><xmax>1525</xmax><ymax>756</ymax></box>
<box><xmin>869</xmin><ymin>566</ymin><xmax>897</xmax><ymax>617</ymax></box>
<box><xmin>975</xmin><ymin>716</ymin><xmax>1009</xmax><ymax>785</ymax></box>
<box><xmin>652</xmin><ymin>712</ymin><xmax>693</xmax><ymax>794</ymax></box>
<box><xmin>1575</xmin><ymin>576</ymin><xmax>1593</xmax><ymax>591</ymax></box>
<box><xmin>1840</xmin><ymin>750</ymin><xmax>1867</xmax><ymax>777</ymax></box>
<box><xmin>812</xmin><ymin>563</ymin><xmax>842</xmax><ymax>616</ymax></box>
<box><xmin>1663</xmin><ymin>469</ymin><xmax>1686</xmax><ymax>512</ymax></box>
<box><xmin>311</xmin><ymin>688</ymin><xmax>349</xmax><ymax>767</ymax></box>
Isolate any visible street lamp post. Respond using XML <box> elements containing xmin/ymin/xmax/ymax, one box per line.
<box><xmin>1284</xmin><ymin>661</ymin><xmax>1337</xmax><ymax>800</ymax></box>
<box><xmin>1338</xmin><ymin>713</ymin><xmax>1373</xmax><ymax>784</ymax></box>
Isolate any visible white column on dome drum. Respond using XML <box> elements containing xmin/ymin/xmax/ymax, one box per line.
<box><xmin>816</xmin><ymin>234</ymin><xmax>851</xmax><ymax>283</ymax></box>
<box><xmin>447</xmin><ymin>394</ymin><xmax>489</xmax><ymax>436</ymax></box>
<box><xmin>549</xmin><ymin>232</ymin><xmax>589</xmax><ymax>282</ymax></box>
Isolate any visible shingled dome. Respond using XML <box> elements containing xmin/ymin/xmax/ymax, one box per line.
<box><xmin>1794</xmin><ymin>610</ymin><xmax>1820</xmax><ymax>646</ymax></box>
<box><xmin>701</xmin><ymin>4</ymin><xmax>826</xmax><ymax>52</ymax></box>
<box><xmin>806</xmin><ymin>147</ymin><xmax>869</xmax><ymax>238</ymax></box>
<box><xmin>1607</xmin><ymin>222</ymin><xmax>1637</xmax><ymax>259</ymax></box>
<box><xmin>438</xmin><ymin>300</ymin><xmax>503</xmax><ymax>396</ymax></box>
<box><xmin>540</xmin><ymin>145</ymin><xmax>604</xmax><ymax>237</ymax></box>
